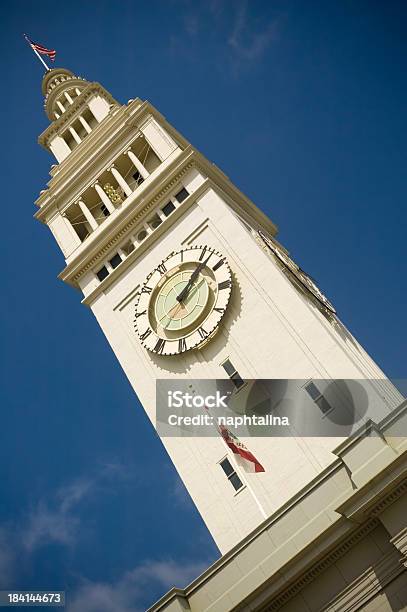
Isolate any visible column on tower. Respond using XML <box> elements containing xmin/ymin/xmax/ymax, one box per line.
<box><xmin>93</xmin><ymin>182</ymin><xmax>116</xmax><ymax>214</ymax></box>
<box><xmin>56</xmin><ymin>100</ymin><xmax>66</xmax><ymax>114</ymax></box>
<box><xmin>68</xmin><ymin>125</ymin><xmax>82</xmax><ymax>145</ymax></box>
<box><xmin>64</xmin><ymin>91</ymin><xmax>74</xmax><ymax>105</ymax></box>
<box><xmin>78</xmin><ymin>116</ymin><xmax>92</xmax><ymax>134</ymax></box>
<box><xmin>125</xmin><ymin>148</ymin><xmax>149</xmax><ymax>180</ymax></box>
<box><xmin>109</xmin><ymin>165</ymin><xmax>132</xmax><ymax>197</ymax></box>
<box><xmin>77</xmin><ymin>199</ymin><xmax>98</xmax><ymax>231</ymax></box>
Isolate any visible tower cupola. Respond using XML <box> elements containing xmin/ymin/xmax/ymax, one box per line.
<box><xmin>42</xmin><ymin>68</ymin><xmax>88</xmax><ymax>120</ymax></box>
<box><xmin>38</xmin><ymin>67</ymin><xmax>119</xmax><ymax>163</ymax></box>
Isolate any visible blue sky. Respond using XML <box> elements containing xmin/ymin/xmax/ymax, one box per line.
<box><xmin>1</xmin><ymin>1</ymin><xmax>406</xmax><ymax>610</ymax></box>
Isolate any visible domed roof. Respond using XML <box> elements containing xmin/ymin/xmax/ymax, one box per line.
<box><xmin>42</xmin><ymin>68</ymin><xmax>76</xmax><ymax>96</ymax></box>
<box><xmin>41</xmin><ymin>67</ymin><xmax>89</xmax><ymax>119</ymax></box>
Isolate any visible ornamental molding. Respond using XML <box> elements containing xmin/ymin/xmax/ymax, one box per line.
<box><xmin>320</xmin><ymin>548</ymin><xmax>404</xmax><ymax>612</ymax></box>
<box><xmin>38</xmin><ymin>83</ymin><xmax>118</xmax><ymax>147</ymax></box>
<box><xmin>370</xmin><ymin>477</ymin><xmax>407</xmax><ymax>517</ymax></box>
<box><xmin>261</xmin><ymin>519</ymin><xmax>379</xmax><ymax>611</ymax></box>
<box><xmin>68</xmin><ymin>161</ymin><xmax>195</xmax><ymax>283</ymax></box>
<box><xmin>58</xmin><ymin>146</ymin><xmax>280</xmax><ymax>288</ymax></box>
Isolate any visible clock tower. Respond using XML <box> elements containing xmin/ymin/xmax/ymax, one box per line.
<box><xmin>35</xmin><ymin>68</ymin><xmax>403</xmax><ymax>554</ymax></box>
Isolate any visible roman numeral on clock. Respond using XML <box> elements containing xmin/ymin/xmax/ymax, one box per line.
<box><xmin>178</xmin><ymin>338</ymin><xmax>187</xmax><ymax>353</ymax></box>
<box><xmin>141</xmin><ymin>285</ymin><xmax>152</xmax><ymax>294</ymax></box>
<box><xmin>212</xmin><ymin>258</ymin><xmax>225</xmax><ymax>271</ymax></box>
<box><xmin>199</xmin><ymin>246</ymin><xmax>211</xmax><ymax>261</ymax></box>
<box><xmin>134</xmin><ymin>310</ymin><xmax>146</xmax><ymax>319</ymax></box>
<box><xmin>154</xmin><ymin>338</ymin><xmax>166</xmax><ymax>354</ymax></box>
<box><xmin>214</xmin><ymin>307</ymin><xmax>225</xmax><ymax>314</ymax></box>
<box><xmin>198</xmin><ymin>326</ymin><xmax>209</xmax><ymax>339</ymax></box>
<box><xmin>156</xmin><ymin>263</ymin><xmax>167</xmax><ymax>275</ymax></box>
<box><xmin>218</xmin><ymin>280</ymin><xmax>231</xmax><ymax>290</ymax></box>
<box><xmin>139</xmin><ymin>328</ymin><xmax>152</xmax><ymax>341</ymax></box>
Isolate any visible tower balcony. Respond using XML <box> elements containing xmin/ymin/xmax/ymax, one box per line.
<box><xmin>62</xmin><ymin>137</ymin><xmax>161</xmax><ymax>244</ymax></box>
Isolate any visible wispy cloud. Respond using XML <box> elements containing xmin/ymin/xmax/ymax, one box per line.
<box><xmin>23</xmin><ymin>478</ymin><xmax>93</xmax><ymax>552</ymax></box>
<box><xmin>227</xmin><ymin>0</ymin><xmax>279</xmax><ymax>69</ymax></box>
<box><xmin>0</xmin><ymin>465</ymin><xmax>211</xmax><ymax>609</ymax></box>
<box><xmin>0</xmin><ymin>461</ymin><xmax>135</xmax><ymax>565</ymax></box>
<box><xmin>175</xmin><ymin>0</ymin><xmax>280</xmax><ymax>73</ymax></box>
<box><xmin>170</xmin><ymin>477</ymin><xmax>194</xmax><ymax>509</ymax></box>
<box><xmin>68</xmin><ymin>558</ymin><xmax>210</xmax><ymax>612</ymax></box>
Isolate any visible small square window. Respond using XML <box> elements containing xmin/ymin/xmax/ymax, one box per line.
<box><xmin>161</xmin><ymin>201</ymin><xmax>176</xmax><ymax>217</ymax></box>
<box><xmin>121</xmin><ymin>241</ymin><xmax>135</xmax><ymax>256</ymax></box>
<box><xmin>132</xmin><ymin>171</ymin><xmax>144</xmax><ymax>186</ymax></box>
<box><xmin>222</xmin><ymin>359</ymin><xmax>236</xmax><ymax>377</ymax></box>
<box><xmin>305</xmin><ymin>382</ymin><xmax>321</xmax><ymax>401</ymax></box>
<box><xmin>222</xmin><ymin>359</ymin><xmax>245</xmax><ymax>390</ymax></box>
<box><xmin>220</xmin><ymin>458</ymin><xmax>234</xmax><ymax>477</ymax></box>
<box><xmin>101</xmin><ymin>204</ymin><xmax>110</xmax><ymax>218</ymax></box>
<box><xmin>316</xmin><ymin>395</ymin><xmax>332</xmax><ymax>414</ymax></box>
<box><xmin>174</xmin><ymin>187</ymin><xmax>189</xmax><ymax>203</ymax></box>
<box><xmin>96</xmin><ymin>266</ymin><xmax>109</xmax><ymax>282</ymax></box>
<box><xmin>231</xmin><ymin>373</ymin><xmax>245</xmax><ymax>390</ymax></box>
<box><xmin>305</xmin><ymin>381</ymin><xmax>333</xmax><ymax>414</ymax></box>
<box><xmin>147</xmin><ymin>214</ymin><xmax>162</xmax><ymax>229</ymax></box>
<box><xmin>109</xmin><ymin>253</ymin><xmax>122</xmax><ymax>269</ymax></box>
<box><xmin>229</xmin><ymin>472</ymin><xmax>244</xmax><ymax>491</ymax></box>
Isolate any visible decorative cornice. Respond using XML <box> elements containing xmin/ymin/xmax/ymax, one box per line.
<box><xmin>38</xmin><ymin>83</ymin><xmax>118</xmax><ymax>147</ymax></box>
<box><xmin>320</xmin><ymin>549</ymin><xmax>404</xmax><ymax>612</ymax></box>
<box><xmin>56</xmin><ymin>148</ymin><xmax>194</xmax><ymax>283</ymax></box>
<box><xmin>370</xmin><ymin>477</ymin><xmax>407</xmax><ymax>517</ymax></box>
<box><xmin>262</xmin><ymin>519</ymin><xmax>379</xmax><ymax>611</ymax></box>
<box><xmin>57</xmin><ymin>145</ymin><xmax>280</xmax><ymax>289</ymax></box>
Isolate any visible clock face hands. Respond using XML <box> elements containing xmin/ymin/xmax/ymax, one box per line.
<box><xmin>134</xmin><ymin>246</ymin><xmax>232</xmax><ymax>355</ymax></box>
<box><xmin>176</xmin><ymin>255</ymin><xmax>212</xmax><ymax>303</ymax></box>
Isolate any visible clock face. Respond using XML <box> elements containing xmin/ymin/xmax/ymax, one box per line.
<box><xmin>134</xmin><ymin>245</ymin><xmax>232</xmax><ymax>355</ymax></box>
<box><xmin>257</xmin><ymin>230</ymin><xmax>336</xmax><ymax>314</ymax></box>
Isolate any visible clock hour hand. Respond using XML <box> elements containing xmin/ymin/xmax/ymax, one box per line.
<box><xmin>176</xmin><ymin>255</ymin><xmax>211</xmax><ymax>303</ymax></box>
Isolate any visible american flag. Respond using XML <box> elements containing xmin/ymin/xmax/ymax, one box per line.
<box><xmin>24</xmin><ymin>35</ymin><xmax>56</xmax><ymax>61</ymax></box>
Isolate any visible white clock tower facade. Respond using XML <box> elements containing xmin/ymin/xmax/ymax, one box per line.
<box><xmin>35</xmin><ymin>68</ymin><xmax>403</xmax><ymax>554</ymax></box>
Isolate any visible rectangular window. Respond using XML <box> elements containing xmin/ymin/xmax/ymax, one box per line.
<box><xmin>174</xmin><ymin>187</ymin><xmax>189</xmax><ymax>203</ymax></box>
<box><xmin>147</xmin><ymin>213</ymin><xmax>162</xmax><ymax>229</ymax></box>
<box><xmin>96</xmin><ymin>266</ymin><xmax>109</xmax><ymax>282</ymax></box>
<box><xmin>121</xmin><ymin>240</ymin><xmax>135</xmax><ymax>256</ymax></box>
<box><xmin>132</xmin><ymin>171</ymin><xmax>144</xmax><ymax>185</ymax></box>
<box><xmin>304</xmin><ymin>381</ymin><xmax>332</xmax><ymax>414</ymax></box>
<box><xmin>220</xmin><ymin>458</ymin><xmax>244</xmax><ymax>492</ymax></box>
<box><xmin>109</xmin><ymin>253</ymin><xmax>122</xmax><ymax>270</ymax></box>
<box><xmin>161</xmin><ymin>201</ymin><xmax>176</xmax><ymax>217</ymax></box>
<box><xmin>221</xmin><ymin>359</ymin><xmax>245</xmax><ymax>390</ymax></box>
<box><xmin>100</xmin><ymin>204</ymin><xmax>110</xmax><ymax>218</ymax></box>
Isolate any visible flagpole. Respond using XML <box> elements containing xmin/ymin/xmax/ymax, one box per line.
<box><xmin>200</xmin><ymin>395</ymin><xmax>269</xmax><ymax>520</ymax></box>
<box><xmin>229</xmin><ymin>455</ymin><xmax>268</xmax><ymax>520</ymax></box>
<box><xmin>23</xmin><ymin>34</ymin><xmax>50</xmax><ymax>71</ymax></box>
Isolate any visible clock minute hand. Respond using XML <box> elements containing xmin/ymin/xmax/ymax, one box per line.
<box><xmin>176</xmin><ymin>255</ymin><xmax>211</xmax><ymax>303</ymax></box>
